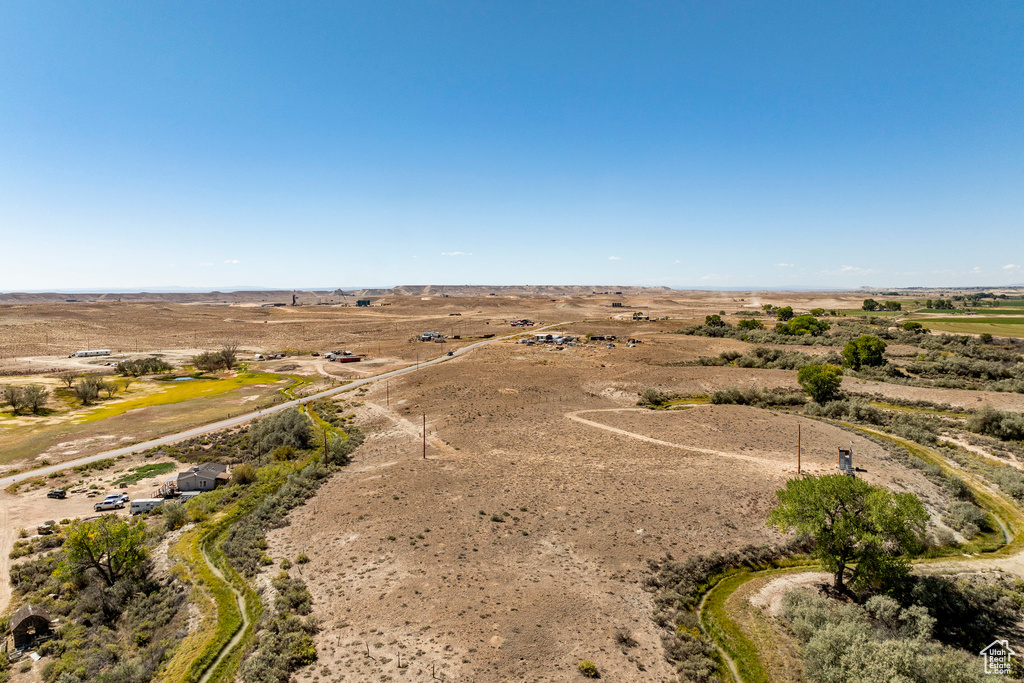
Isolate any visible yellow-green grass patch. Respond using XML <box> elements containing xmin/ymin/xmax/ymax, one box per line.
<box><xmin>0</xmin><ymin>376</ymin><xmax>288</xmax><ymax>465</ymax></box>
<box><xmin>73</xmin><ymin>372</ymin><xmax>288</xmax><ymax>424</ymax></box>
<box><xmin>865</xmin><ymin>400</ymin><xmax>969</xmax><ymax>419</ymax></box>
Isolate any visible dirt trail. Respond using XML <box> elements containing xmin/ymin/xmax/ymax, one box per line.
<box><xmin>699</xmin><ymin>585</ymin><xmax>741</xmax><ymax>683</ymax></box>
<box><xmin>197</xmin><ymin>542</ymin><xmax>248</xmax><ymax>683</ymax></box>
<box><xmin>565</xmin><ymin>407</ymin><xmax>798</xmax><ymax>470</ymax></box>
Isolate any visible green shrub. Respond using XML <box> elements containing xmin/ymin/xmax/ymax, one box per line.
<box><xmin>797</xmin><ymin>364</ymin><xmax>843</xmax><ymax>403</ymax></box>
<box><xmin>250</xmin><ymin>408</ymin><xmax>311</xmax><ymax>453</ymax></box>
<box><xmin>163</xmin><ymin>503</ymin><xmax>189</xmax><ymax>531</ymax></box>
<box><xmin>710</xmin><ymin>386</ymin><xmax>804</xmax><ymax>408</ymax></box>
<box><xmin>272</xmin><ymin>571</ymin><xmax>312</xmax><ymax>615</ymax></box>
<box><xmin>781</xmin><ymin>586</ymin><xmax>1003</xmax><ymax>682</ymax></box>
<box><xmin>271</xmin><ymin>445</ymin><xmax>297</xmax><ymax>461</ymax></box>
<box><xmin>943</xmin><ymin>501</ymin><xmax>987</xmax><ymax>537</ymax></box>
<box><xmin>968</xmin><ymin>406</ymin><xmax>1024</xmax><ymax>442</ymax></box>
<box><xmin>842</xmin><ymin>335</ymin><xmax>887</xmax><ymax>370</ymax></box>
<box><xmin>295</xmin><ymin>552</ymin><xmax>309</xmax><ymax>564</ymax></box>
<box><xmin>239</xmin><ymin>613</ymin><xmax>319</xmax><ymax>683</ymax></box>
<box><xmin>577</xmin><ymin>660</ymin><xmax>599</xmax><ymax>678</ymax></box>
<box><xmin>638</xmin><ymin>387</ymin><xmax>669</xmax><ymax>406</ymax></box>
<box><xmin>232</xmin><ymin>462</ymin><xmax>258</xmax><ymax>485</ymax></box>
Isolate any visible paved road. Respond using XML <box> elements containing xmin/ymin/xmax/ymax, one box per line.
<box><xmin>0</xmin><ymin>324</ymin><xmax>570</xmax><ymax>487</ymax></box>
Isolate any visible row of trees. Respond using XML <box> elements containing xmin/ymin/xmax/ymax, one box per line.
<box><xmin>116</xmin><ymin>357</ymin><xmax>172</xmax><ymax>376</ymax></box>
<box><xmin>1</xmin><ymin>384</ymin><xmax>50</xmax><ymax>414</ymax></box>
<box><xmin>192</xmin><ymin>343</ymin><xmax>239</xmax><ymax>373</ymax></box>
<box><xmin>794</xmin><ymin>335</ymin><xmax>889</xmax><ymax>402</ymax></box>
<box><xmin>862</xmin><ymin>298</ymin><xmax>902</xmax><ymax>311</ymax></box>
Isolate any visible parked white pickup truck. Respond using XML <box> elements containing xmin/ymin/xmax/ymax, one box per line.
<box><xmin>94</xmin><ymin>495</ymin><xmax>125</xmax><ymax>511</ymax></box>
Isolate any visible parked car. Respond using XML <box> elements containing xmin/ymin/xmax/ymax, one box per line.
<box><xmin>446</xmin><ymin>351</ymin><xmax>454</xmax><ymax>356</ymax></box>
<box><xmin>94</xmin><ymin>495</ymin><xmax>124</xmax><ymax>511</ymax></box>
<box><xmin>47</xmin><ymin>489</ymin><xmax>66</xmax><ymax>499</ymax></box>
<box><xmin>117</xmin><ymin>493</ymin><xmax>130</xmax><ymax>504</ymax></box>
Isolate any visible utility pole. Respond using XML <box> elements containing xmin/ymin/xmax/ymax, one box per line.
<box><xmin>797</xmin><ymin>424</ymin><xmax>801</xmax><ymax>475</ymax></box>
<box><xmin>422</xmin><ymin>413</ymin><xmax>426</xmax><ymax>460</ymax></box>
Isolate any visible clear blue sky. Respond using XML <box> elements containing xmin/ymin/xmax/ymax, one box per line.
<box><xmin>1</xmin><ymin>2</ymin><xmax>1021</xmax><ymax>291</ymax></box>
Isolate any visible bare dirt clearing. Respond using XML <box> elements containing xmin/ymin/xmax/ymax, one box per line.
<box><xmin>264</xmin><ymin>343</ymin><xmax>959</xmax><ymax>682</ymax></box>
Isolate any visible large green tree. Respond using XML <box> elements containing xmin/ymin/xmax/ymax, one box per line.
<box><xmin>776</xmin><ymin>315</ymin><xmax>830</xmax><ymax>336</ymax></box>
<box><xmin>842</xmin><ymin>335</ymin><xmax>888</xmax><ymax>370</ymax></box>
<box><xmin>797</xmin><ymin>364</ymin><xmax>843</xmax><ymax>403</ymax></box>
<box><xmin>768</xmin><ymin>475</ymin><xmax>927</xmax><ymax>593</ymax></box>
<box><xmin>57</xmin><ymin>515</ymin><xmax>148</xmax><ymax>587</ymax></box>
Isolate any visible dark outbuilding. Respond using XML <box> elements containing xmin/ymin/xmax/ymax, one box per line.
<box><xmin>11</xmin><ymin>604</ymin><xmax>52</xmax><ymax>648</ymax></box>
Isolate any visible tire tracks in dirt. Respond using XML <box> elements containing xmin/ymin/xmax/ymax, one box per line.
<box><xmin>565</xmin><ymin>407</ymin><xmax>805</xmax><ymax>471</ymax></box>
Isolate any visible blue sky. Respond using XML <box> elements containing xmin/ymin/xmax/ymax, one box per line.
<box><xmin>1</xmin><ymin>2</ymin><xmax>1021</xmax><ymax>291</ymax></box>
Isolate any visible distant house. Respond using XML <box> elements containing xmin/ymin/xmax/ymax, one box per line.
<box><xmin>177</xmin><ymin>462</ymin><xmax>229</xmax><ymax>492</ymax></box>
<box><xmin>357</xmin><ymin>299</ymin><xmax>371</xmax><ymax>307</ymax></box>
<box><xmin>11</xmin><ymin>604</ymin><xmax>52</xmax><ymax>648</ymax></box>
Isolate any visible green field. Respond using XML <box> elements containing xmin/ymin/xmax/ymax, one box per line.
<box><xmin>113</xmin><ymin>461</ymin><xmax>177</xmax><ymax>485</ymax></box>
<box><xmin>915</xmin><ymin>317</ymin><xmax>1024</xmax><ymax>337</ymax></box>
<box><xmin>959</xmin><ymin>308</ymin><xmax>1024</xmax><ymax>315</ymax></box>
<box><xmin>837</xmin><ymin>309</ymin><xmax>902</xmax><ymax>317</ymax></box>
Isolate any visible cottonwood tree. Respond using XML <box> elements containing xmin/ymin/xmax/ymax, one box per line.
<box><xmin>842</xmin><ymin>335</ymin><xmax>888</xmax><ymax>370</ymax></box>
<box><xmin>54</xmin><ymin>370</ymin><xmax>78</xmax><ymax>388</ymax></box>
<box><xmin>191</xmin><ymin>344</ymin><xmax>240</xmax><ymax>373</ymax></box>
<box><xmin>220</xmin><ymin>342</ymin><xmax>239</xmax><ymax>369</ymax></box>
<box><xmin>1</xmin><ymin>385</ymin><xmax>26</xmax><ymax>414</ymax></box>
<box><xmin>768</xmin><ymin>474</ymin><xmax>927</xmax><ymax>593</ymax></box>
<box><xmin>74</xmin><ymin>379</ymin><xmax>100</xmax><ymax>405</ymax></box>
<box><xmin>57</xmin><ymin>515</ymin><xmax>148</xmax><ymax>587</ymax></box>
<box><xmin>797</xmin><ymin>364</ymin><xmax>844</xmax><ymax>403</ymax></box>
<box><xmin>22</xmin><ymin>385</ymin><xmax>49</xmax><ymax>413</ymax></box>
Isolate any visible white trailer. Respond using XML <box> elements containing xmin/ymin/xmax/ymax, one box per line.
<box><xmin>130</xmin><ymin>498</ymin><xmax>165</xmax><ymax>515</ymax></box>
<box><xmin>75</xmin><ymin>349</ymin><xmax>111</xmax><ymax>357</ymax></box>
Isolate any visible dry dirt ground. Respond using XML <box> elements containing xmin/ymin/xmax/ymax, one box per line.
<box><xmin>0</xmin><ymin>289</ymin><xmax>869</xmax><ymax>367</ymax></box>
<box><xmin>263</xmin><ymin>340</ymin><xmax>960</xmax><ymax>683</ymax></box>
<box><xmin>2</xmin><ymin>290</ymin><xmax>1022</xmax><ymax>682</ymax></box>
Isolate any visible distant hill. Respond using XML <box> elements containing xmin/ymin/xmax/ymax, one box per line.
<box><xmin>0</xmin><ymin>285</ymin><xmax>674</xmax><ymax>305</ymax></box>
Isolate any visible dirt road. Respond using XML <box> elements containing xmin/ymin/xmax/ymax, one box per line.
<box><xmin>0</xmin><ymin>324</ymin><xmax>570</xmax><ymax>489</ymax></box>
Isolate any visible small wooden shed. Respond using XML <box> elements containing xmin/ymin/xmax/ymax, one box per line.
<box><xmin>11</xmin><ymin>604</ymin><xmax>52</xmax><ymax>648</ymax></box>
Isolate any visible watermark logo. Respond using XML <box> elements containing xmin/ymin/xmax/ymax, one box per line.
<box><xmin>981</xmin><ymin>640</ymin><xmax>1015</xmax><ymax>675</ymax></box>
